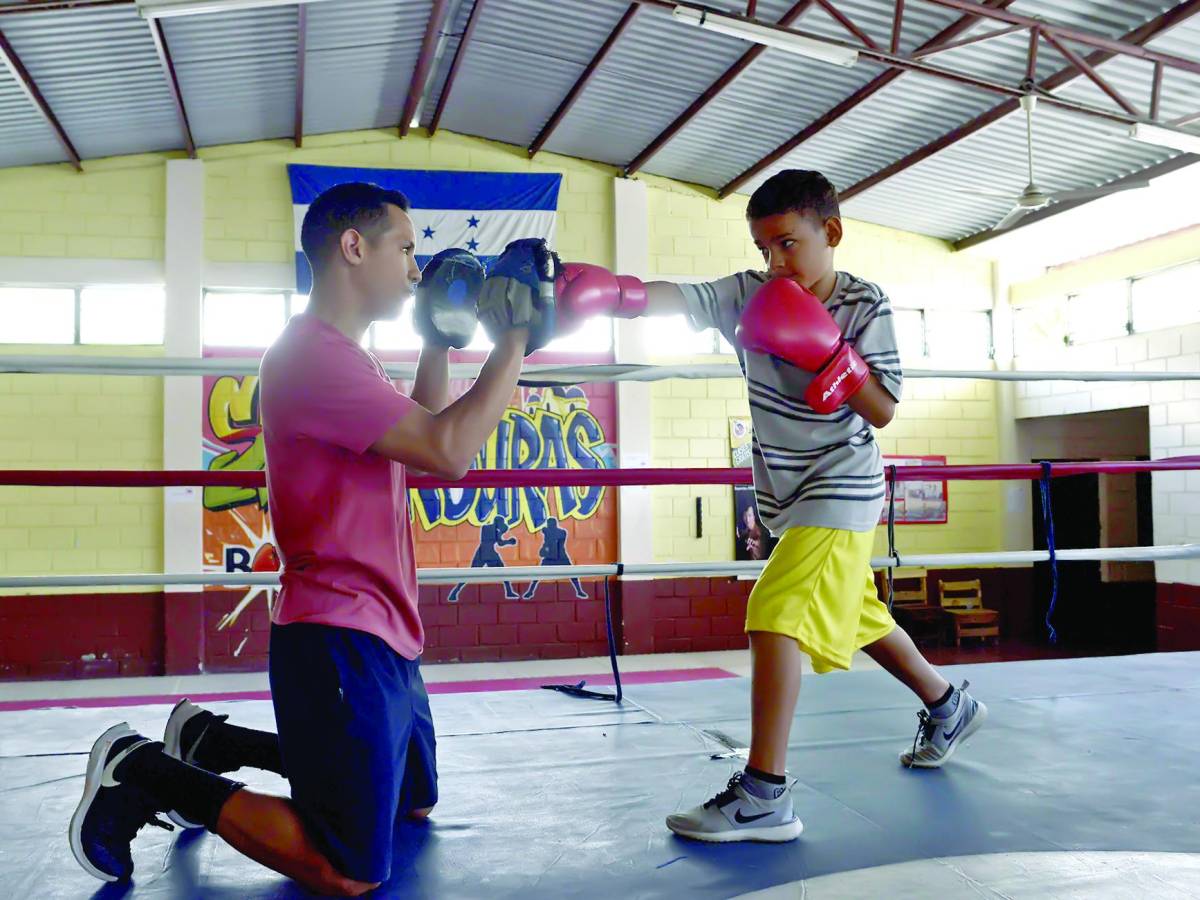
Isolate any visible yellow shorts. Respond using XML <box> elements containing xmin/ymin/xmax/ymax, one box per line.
<box><xmin>745</xmin><ymin>525</ymin><xmax>895</xmax><ymax>674</ymax></box>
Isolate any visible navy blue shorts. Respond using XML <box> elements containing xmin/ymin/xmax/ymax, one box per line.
<box><xmin>269</xmin><ymin>622</ymin><xmax>438</xmax><ymax>884</ymax></box>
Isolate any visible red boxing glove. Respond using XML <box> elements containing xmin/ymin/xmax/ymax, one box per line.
<box><xmin>736</xmin><ymin>278</ymin><xmax>869</xmax><ymax>413</ymax></box>
<box><xmin>555</xmin><ymin>263</ymin><xmax>647</xmax><ymax>334</ymax></box>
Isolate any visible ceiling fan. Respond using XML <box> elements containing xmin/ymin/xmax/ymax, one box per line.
<box><xmin>963</xmin><ymin>94</ymin><xmax>1151</xmax><ymax>231</ymax></box>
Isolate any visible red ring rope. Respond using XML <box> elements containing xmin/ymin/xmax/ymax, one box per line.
<box><xmin>2</xmin><ymin>458</ymin><xmax>1199</xmax><ymax>489</ymax></box>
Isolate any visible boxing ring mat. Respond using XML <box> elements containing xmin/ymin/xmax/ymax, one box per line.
<box><xmin>2</xmin><ymin>651</ymin><xmax>1198</xmax><ymax>898</ymax></box>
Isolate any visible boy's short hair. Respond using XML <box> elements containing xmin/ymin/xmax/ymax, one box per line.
<box><xmin>746</xmin><ymin>169</ymin><xmax>840</xmax><ymax>223</ymax></box>
<box><xmin>301</xmin><ymin>182</ymin><xmax>411</xmax><ymax>276</ymax></box>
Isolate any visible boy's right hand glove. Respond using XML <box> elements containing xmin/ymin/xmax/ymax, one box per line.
<box><xmin>735</xmin><ymin>277</ymin><xmax>868</xmax><ymax>414</ymax></box>
<box><xmin>478</xmin><ymin>238</ymin><xmax>559</xmax><ymax>356</ymax></box>
<box><xmin>554</xmin><ymin>263</ymin><xmax>647</xmax><ymax>334</ymax></box>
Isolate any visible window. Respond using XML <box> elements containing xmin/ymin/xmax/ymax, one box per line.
<box><xmin>1013</xmin><ymin>300</ymin><xmax>1068</xmax><ymax>358</ymax></box>
<box><xmin>643</xmin><ymin>314</ymin><xmax>724</xmax><ymax>356</ymax></box>
<box><xmin>893</xmin><ymin>308</ymin><xmax>925</xmax><ymax>361</ymax></box>
<box><xmin>203</xmin><ymin>291</ymin><xmax>289</xmax><ymax>348</ymax></box>
<box><xmin>0</xmin><ymin>287</ymin><xmax>75</xmax><ymax>344</ymax></box>
<box><xmin>1067</xmin><ymin>281</ymin><xmax>1129</xmax><ymax>344</ymax></box>
<box><xmin>1132</xmin><ymin>262</ymin><xmax>1200</xmax><ymax>334</ymax></box>
<box><xmin>80</xmin><ymin>286</ymin><xmax>166</xmax><ymax>345</ymax></box>
<box><xmin>925</xmin><ymin>310</ymin><xmax>993</xmax><ymax>362</ymax></box>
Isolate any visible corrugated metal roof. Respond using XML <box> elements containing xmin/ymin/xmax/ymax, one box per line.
<box><xmin>303</xmin><ymin>0</ymin><xmax>431</xmax><ymax>135</ymax></box>
<box><xmin>164</xmin><ymin>8</ymin><xmax>297</xmax><ymax>146</ymax></box>
<box><xmin>0</xmin><ymin>65</ymin><xmax>64</xmax><ymax>168</ymax></box>
<box><xmin>637</xmin><ymin>0</ymin><xmax>966</xmax><ymax>187</ymax></box>
<box><xmin>430</xmin><ymin>0</ymin><xmax>630</xmax><ymax>149</ymax></box>
<box><xmin>541</xmin><ymin>2</ymin><xmax>758</xmax><ymax>165</ymax></box>
<box><xmin>0</xmin><ymin>7</ymin><xmax>181</xmax><ymax>160</ymax></box>
<box><xmin>0</xmin><ymin>0</ymin><xmax>1194</xmax><ymax>243</ymax></box>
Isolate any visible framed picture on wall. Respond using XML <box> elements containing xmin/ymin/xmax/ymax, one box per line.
<box><xmin>880</xmin><ymin>455</ymin><xmax>949</xmax><ymax>525</ymax></box>
<box><xmin>730</xmin><ymin>417</ymin><xmax>779</xmax><ymax>561</ymax></box>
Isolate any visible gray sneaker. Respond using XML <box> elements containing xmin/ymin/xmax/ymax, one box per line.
<box><xmin>666</xmin><ymin>772</ymin><xmax>803</xmax><ymax>843</ymax></box>
<box><xmin>901</xmin><ymin>680</ymin><xmax>987</xmax><ymax>769</ymax></box>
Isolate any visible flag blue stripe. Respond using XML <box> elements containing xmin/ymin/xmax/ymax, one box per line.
<box><xmin>287</xmin><ymin>164</ymin><xmax>561</xmax><ymax>211</ymax></box>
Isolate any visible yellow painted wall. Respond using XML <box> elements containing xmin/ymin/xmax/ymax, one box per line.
<box><xmin>640</xmin><ymin>174</ymin><xmax>1000</xmax><ymax>562</ymax></box>
<box><xmin>1010</xmin><ymin>224</ymin><xmax>1200</xmax><ymax>305</ymax></box>
<box><xmin>0</xmin><ymin>348</ymin><xmax>164</xmax><ymax>583</ymax></box>
<box><xmin>201</xmin><ymin>129</ymin><xmax>616</xmax><ymax>267</ymax></box>
<box><xmin>0</xmin><ymin>154</ymin><xmax>166</xmax><ymax>260</ymax></box>
<box><xmin>0</xmin><ymin>153</ymin><xmax>168</xmax><ymax>583</ymax></box>
<box><xmin>0</xmin><ymin>126</ymin><xmax>1002</xmax><ymax>578</ymax></box>
<box><xmin>0</xmin><ymin>129</ymin><xmax>619</xmax><ymax>581</ymax></box>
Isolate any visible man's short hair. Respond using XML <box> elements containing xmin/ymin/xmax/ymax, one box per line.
<box><xmin>746</xmin><ymin>169</ymin><xmax>840</xmax><ymax>223</ymax></box>
<box><xmin>300</xmin><ymin>182</ymin><xmax>411</xmax><ymax>275</ymax></box>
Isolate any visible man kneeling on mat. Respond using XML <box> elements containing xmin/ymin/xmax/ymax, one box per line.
<box><xmin>69</xmin><ymin>183</ymin><xmax>558</xmax><ymax>893</ymax></box>
<box><xmin>553</xmin><ymin>169</ymin><xmax>987</xmax><ymax>843</ymax></box>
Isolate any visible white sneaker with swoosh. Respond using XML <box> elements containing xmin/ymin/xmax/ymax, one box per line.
<box><xmin>901</xmin><ymin>681</ymin><xmax>987</xmax><ymax>768</ymax></box>
<box><xmin>666</xmin><ymin>771</ymin><xmax>803</xmax><ymax>843</ymax></box>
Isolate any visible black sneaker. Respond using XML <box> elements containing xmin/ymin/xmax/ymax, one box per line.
<box><xmin>69</xmin><ymin>723</ymin><xmax>174</xmax><ymax>882</ymax></box>
<box><xmin>163</xmin><ymin>698</ymin><xmax>227</xmax><ymax>828</ymax></box>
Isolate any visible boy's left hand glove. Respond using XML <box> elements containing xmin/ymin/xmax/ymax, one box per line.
<box><xmin>735</xmin><ymin>277</ymin><xmax>868</xmax><ymax>413</ymax></box>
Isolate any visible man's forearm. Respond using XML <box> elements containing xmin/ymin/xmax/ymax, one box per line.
<box><xmin>411</xmin><ymin>345</ymin><xmax>450</xmax><ymax>413</ymax></box>
<box><xmin>435</xmin><ymin>331</ymin><xmax>526</xmax><ymax>467</ymax></box>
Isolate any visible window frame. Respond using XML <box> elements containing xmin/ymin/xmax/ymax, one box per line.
<box><xmin>0</xmin><ymin>283</ymin><xmax>167</xmax><ymax>347</ymax></box>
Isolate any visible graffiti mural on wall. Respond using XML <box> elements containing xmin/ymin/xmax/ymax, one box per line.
<box><xmin>202</xmin><ymin>369</ymin><xmax>617</xmax><ymax>631</ymax></box>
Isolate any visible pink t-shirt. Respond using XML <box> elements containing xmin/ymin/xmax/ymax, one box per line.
<box><xmin>259</xmin><ymin>313</ymin><xmax>423</xmax><ymax>659</ymax></box>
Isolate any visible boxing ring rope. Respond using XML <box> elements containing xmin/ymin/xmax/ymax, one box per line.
<box><xmin>6</xmin><ymin>350</ymin><xmax>1200</xmax><ymax>698</ymax></box>
<box><xmin>2</xmin><ymin>457</ymin><xmax>1198</xmax><ymax>592</ymax></box>
<box><xmin>1</xmin><ymin>544</ymin><xmax>1197</xmax><ymax>592</ymax></box>
<box><xmin>4</xmin><ymin>354</ymin><xmax>1200</xmax><ymax>385</ymax></box>
<box><xmin>4</xmin><ymin>458</ymin><xmax>1199</xmax><ymax>700</ymax></box>
<box><xmin>4</xmin><ymin>457</ymin><xmax>1200</xmax><ymax>490</ymax></box>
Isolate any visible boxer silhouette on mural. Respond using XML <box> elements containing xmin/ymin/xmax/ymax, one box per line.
<box><xmin>522</xmin><ymin>517</ymin><xmax>588</xmax><ymax>600</ymax></box>
<box><xmin>449</xmin><ymin>515</ymin><xmax>518</xmax><ymax>602</ymax></box>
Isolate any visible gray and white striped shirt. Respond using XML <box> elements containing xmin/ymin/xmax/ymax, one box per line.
<box><xmin>681</xmin><ymin>270</ymin><xmax>903</xmax><ymax>534</ymax></box>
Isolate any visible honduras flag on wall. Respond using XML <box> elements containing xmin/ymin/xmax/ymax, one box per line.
<box><xmin>287</xmin><ymin>165</ymin><xmax>562</xmax><ymax>295</ymax></box>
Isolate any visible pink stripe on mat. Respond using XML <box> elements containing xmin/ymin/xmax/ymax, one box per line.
<box><xmin>0</xmin><ymin>666</ymin><xmax>735</xmax><ymax>712</ymax></box>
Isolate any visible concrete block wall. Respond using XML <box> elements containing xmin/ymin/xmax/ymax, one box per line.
<box><xmin>1016</xmin><ymin>407</ymin><xmax>1153</xmax><ymax>583</ymax></box>
<box><xmin>0</xmin><ymin>154</ymin><xmax>165</xmax><ymax>260</ymax></box>
<box><xmin>203</xmin><ymin>130</ymin><xmax>616</xmax><ymax>268</ymax></box>
<box><xmin>0</xmin><ymin>361</ymin><xmax>164</xmax><ymax>583</ymax></box>
<box><xmin>1013</xmin><ymin>321</ymin><xmax>1200</xmax><ymax>587</ymax></box>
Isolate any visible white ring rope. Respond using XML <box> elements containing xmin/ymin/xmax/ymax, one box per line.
<box><xmin>1</xmin><ymin>355</ymin><xmax>1198</xmax><ymax>385</ymax></box>
<box><xmin>0</xmin><ymin>543</ymin><xmax>1194</xmax><ymax>590</ymax></box>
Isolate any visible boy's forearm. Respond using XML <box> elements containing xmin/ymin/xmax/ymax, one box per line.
<box><xmin>848</xmin><ymin>375</ymin><xmax>897</xmax><ymax>429</ymax></box>
<box><xmin>410</xmin><ymin>345</ymin><xmax>450</xmax><ymax>413</ymax></box>
<box><xmin>642</xmin><ymin>281</ymin><xmax>689</xmax><ymax>317</ymax></box>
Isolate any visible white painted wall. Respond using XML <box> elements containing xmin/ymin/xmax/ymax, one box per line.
<box><xmin>1014</xmin><ymin>324</ymin><xmax>1200</xmax><ymax>585</ymax></box>
<box><xmin>612</xmin><ymin>177</ymin><xmax>654</xmax><ymax>568</ymax></box>
<box><xmin>162</xmin><ymin>160</ymin><xmax>205</xmax><ymax>583</ymax></box>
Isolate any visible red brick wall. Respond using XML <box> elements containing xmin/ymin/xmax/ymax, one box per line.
<box><xmin>1157</xmin><ymin>583</ymin><xmax>1200</xmax><ymax>650</ymax></box>
<box><xmin>10</xmin><ymin>569</ymin><xmax>1182</xmax><ymax>680</ymax></box>
<box><xmin>420</xmin><ymin>582</ymin><xmax>613</xmax><ymax>663</ymax></box>
<box><xmin>194</xmin><ymin>581</ymin><xmax>618</xmax><ymax>672</ymax></box>
<box><xmin>621</xmin><ymin>577</ymin><xmax>752</xmax><ymax>655</ymax></box>
<box><xmin>0</xmin><ymin>592</ymin><xmax>164</xmax><ymax>680</ymax></box>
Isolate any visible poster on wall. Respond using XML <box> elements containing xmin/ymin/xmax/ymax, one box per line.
<box><xmin>201</xmin><ymin>370</ymin><xmax>620</xmax><ymax>598</ymax></box>
<box><xmin>880</xmin><ymin>455</ymin><xmax>948</xmax><ymax>525</ymax></box>
<box><xmin>729</xmin><ymin>417</ymin><xmax>777</xmax><ymax>561</ymax></box>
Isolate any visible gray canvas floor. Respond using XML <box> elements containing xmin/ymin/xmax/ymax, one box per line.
<box><xmin>2</xmin><ymin>653</ymin><xmax>1198</xmax><ymax>899</ymax></box>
